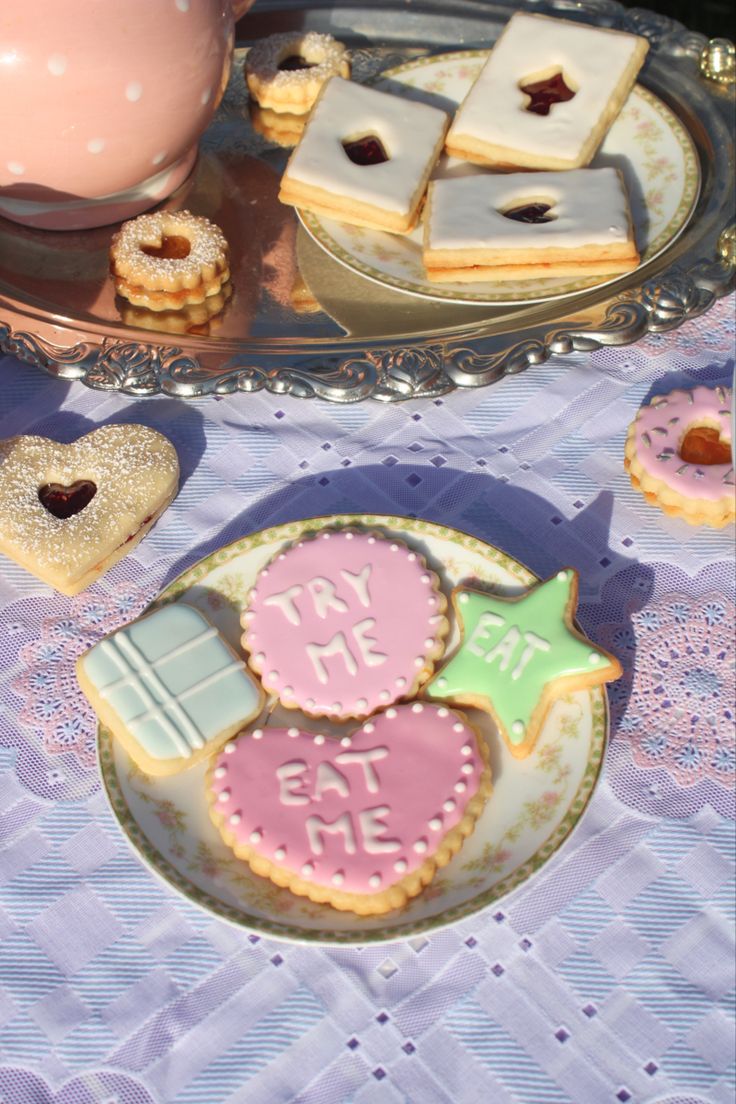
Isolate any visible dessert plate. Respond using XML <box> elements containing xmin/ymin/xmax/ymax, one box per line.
<box><xmin>98</xmin><ymin>514</ymin><xmax>608</xmax><ymax>944</ymax></box>
<box><xmin>299</xmin><ymin>50</ymin><xmax>701</xmax><ymax>306</ymax></box>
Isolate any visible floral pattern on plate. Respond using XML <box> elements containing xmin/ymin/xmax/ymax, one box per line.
<box><xmin>98</xmin><ymin>514</ymin><xmax>608</xmax><ymax>944</ymax></box>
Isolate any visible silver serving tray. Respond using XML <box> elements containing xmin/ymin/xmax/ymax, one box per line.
<box><xmin>1</xmin><ymin>0</ymin><xmax>734</xmax><ymax>402</ymax></box>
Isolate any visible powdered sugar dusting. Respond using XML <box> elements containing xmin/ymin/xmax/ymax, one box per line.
<box><xmin>110</xmin><ymin>210</ymin><xmax>228</xmax><ymax>287</ymax></box>
<box><xmin>246</xmin><ymin>31</ymin><xmax>349</xmax><ymax>89</ymax></box>
<box><xmin>0</xmin><ymin>425</ymin><xmax>179</xmax><ymax>581</ymax></box>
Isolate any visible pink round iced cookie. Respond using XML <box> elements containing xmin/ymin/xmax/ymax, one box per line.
<box><xmin>625</xmin><ymin>384</ymin><xmax>734</xmax><ymax>527</ymax></box>
<box><xmin>207</xmin><ymin>703</ymin><xmax>491</xmax><ymax>914</ymax></box>
<box><xmin>241</xmin><ymin>530</ymin><xmax>448</xmax><ymax>718</ymax></box>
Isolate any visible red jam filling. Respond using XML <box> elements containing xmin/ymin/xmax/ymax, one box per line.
<box><xmin>38</xmin><ymin>480</ymin><xmax>97</xmax><ymax>519</ymax></box>
<box><xmin>679</xmin><ymin>426</ymin><xmax>732</xmax><ymax>465</ymax></box>
<box><xmin>503</xmin><ymin>203</ymin><xmax>555</xmax><ymax>224</ymax></box>
<box><xmin>278</xmin><ymin>55</ymin><xmax>314</xmax><ymax>71</ymax></box>
<box><xmin>342</xmin><ymin>136</ymin><xmax>389</xmax><ymax>166</ymax></box>
<box><xmin>141</xmin><ymin>236</ymin><xmax>191</xmax><ymax>260</ymax></box>
<box><xmin>519</xmin><ymin>71</ymin><xmax>576</xmax><ymax>116</ymax></box>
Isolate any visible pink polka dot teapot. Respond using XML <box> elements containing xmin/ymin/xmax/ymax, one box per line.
<box><xmin>0</xmin><ymin>0</ymin><xmax>255</xmax><ymax>230</ymax></box>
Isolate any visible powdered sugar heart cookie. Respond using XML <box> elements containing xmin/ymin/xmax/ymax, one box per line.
<box><xmin>0</xmin><ymin>425</ymin><xmax>179</xmax><ymax>595</ymax></box>
<box><xmin>207</xmin><ymin>702</ymin><xmax>491</xmax><ymax>916</ymax></box>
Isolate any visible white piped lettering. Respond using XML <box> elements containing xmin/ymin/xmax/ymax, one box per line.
<box><xmin>511</xmin><ymin>630</ymin><xmax>551</xmax><ymax>679</ymax></box>
<box><xmin>276</xmin><ymin>760</ymin><xmax>309</xmax><ymax>805</ymax></box>
<box><xmin>352</xmin><ymin>618</ymin><xmax>387</xmax><ymax>668</ymax></box>
<box><xmin>306</xmin><ymin>632</ymin><xmax>358</xmax><ymax>683</ymax></box>
<box><xmin>306</xmin><ymin>813</ymin><xmax>357</xmax><ymax>856</ymax></box>
<box><xmin>335</xmin><ymin>746</ymin><xmax>388</xmax><ymax>793</ymax></box>
<box><xmin>306</xmin><ymin>576</ymin><xmax>348</xmax><ymax>619</ymax></box>
<box><xmin>340</xmin><ymin>564</ymin><xmax>372</xmax><ymax>607</ymax></box>
<box><xmin>359</xmin><ymin>806</ymin><xmax>400</xmax><ymax>853</ymax></box>
<box><xmin>263</xmin><ymin>584</ymin><xmax>304</xmax><ymax>626</ymax></box>
<box><xmin>314</xmin><ymin>762</ymin><xmax>350</xmax><ymax>800</ymax></box>
<box><xmin>467</xmin><ymin>611</ymin><xmax>505</xmax><ymax>657</ymax></box>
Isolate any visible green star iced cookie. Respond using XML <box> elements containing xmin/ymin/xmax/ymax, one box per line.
<box><xmin>424</xmin><ymin>569</ymin><xmax>621</xmax><ymax>758</ymax></box>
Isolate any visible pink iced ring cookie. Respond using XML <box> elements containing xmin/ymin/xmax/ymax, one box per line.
<box><xmin>206</xmin><ymin>703</ymin><xmax>492</xmax><ymax>915</ymax></box>
<box><xmin>245</xmin><ymin>31</ymin><xmax>350</xmax><ymax>115</ymax></box>
<box><xmin>241</xmin><ymin>528</ymin><xmax>449</xmax><ymax>720</ymax></box>
<box><xmin>624</xmin><ymin>384</ymin><xmax>734</xmax><ymax>527</ymax></box>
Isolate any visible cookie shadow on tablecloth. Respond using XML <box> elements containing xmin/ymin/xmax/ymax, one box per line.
<box><xmin>5</xmin><ymin>398</ymin><xmax>208</xmax><ymax>491</ymax></box>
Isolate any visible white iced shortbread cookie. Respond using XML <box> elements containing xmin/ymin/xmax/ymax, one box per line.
<box><xmin>422</xmin><ymin>167</ymin><xmax>640</xmax><ymax>282</ymax></box>
<box><xmin>446</xmin><ymin>12</ymin><xmax>649</xmax><ymax>170</ymax></box>
<box><xmin>279</xmin><ymin>77</ymin><xmax>449</xmax><ymax>233</ymax></box>
<box><xmin>77</xmin><ymin>603</ymin><xmax>265</xmax><ymax>777</ymax></box>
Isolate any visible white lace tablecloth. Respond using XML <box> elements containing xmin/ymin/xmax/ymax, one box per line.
<box><xmin>0</xmin><ymin>295</ymin><xmax>734</xmax><ymax>1104</ymax></box>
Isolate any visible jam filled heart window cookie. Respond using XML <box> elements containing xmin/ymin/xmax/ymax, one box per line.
<box><xmin>0</xmin><ymin>425</ymin><xmax>179</xmax><ymax>596</ymax></box>
<box><xmin>245</xmin><ymin>30</ymin><xmax>350</xmax><ymax>115</ymax></box>
<box><xmin>624</xmin><ymin>385</ymin><xmax>735</xmax><ymax>527</ymax></box>
<box><xmin>445</xmin><ymin>12</ymin><xmax>648</xmax><ymax>170</ymax></box>
<box><xmin>109</xmin><ymin>209</ymin><xmax>230</xmax><ymax>312</ymax></box>
<box><xmin>241</xmin><ymin>528</ymin><xmax>449</xmax><ymax>721</ymax></box>
<box><xmin>77</xmin><ymin>604</ymin><xmax>265</xmax><ymax>777</ymax></box>
<box><xmin>424</xmin><ymin>569</ymin><xmax>621</xmax><ymax>759</ymax></box>
<box><xmin>207</xmin><ymin>702</ymin><xmax>491</xmax><ymax>915</ymax></box>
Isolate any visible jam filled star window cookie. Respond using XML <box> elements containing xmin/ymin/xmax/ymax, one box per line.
<box><xmin>445</xmin><ymin>12</ymin><xmax>649</xmax><ymax>170</ymax></box>
<box><xmin>423</xmin><ymin>167</ymin><xmax>639</xmax><ymax>282</ymax></box>
<box><xmin>424</xmin><ymin>569</ymin><xmax>621</xmax><ymax>759</ymax></box>
<box><xmin>245</xmin><ymin>31</ymin><xmax>350</xmax><ymax>115</ymax></box>
<box><xmin>207</xmin><ymin>702</ymin><xmax>491</xmax><ymax>916</ymax></box>
<box><xmin>278</xmin><ymin>77</ymin><xmax>449</xmax><ymax>234</ymax></box>
<box><xmin>0</xmin><ymin>425</ymin><xmax>179</xmax><ymax>596</ymax></box>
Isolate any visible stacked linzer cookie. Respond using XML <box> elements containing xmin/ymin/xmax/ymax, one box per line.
<box><xmin>77</xmin><ymin>527</ymin><xmax>621</xmax><ymax>917</ymax></box>
<box><xmin>272</xmin><ymin>12</ymin><xmax>649</xmax><ymax>283</ymax></box>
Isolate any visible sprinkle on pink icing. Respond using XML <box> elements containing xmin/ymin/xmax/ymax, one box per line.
<box><xmin>634</xmin><ymin>385</ymin><xmax>734</xmax><ymax>502</ymax></box>
<box><xmin>208</xmin><ymin>704</ymin><xmax>486</xmax><ymax>895</ymax></box>
<box><xmin>242</xmin><ymin>530</ymin><xmax>446</xmax><ymax>718</ymax></box>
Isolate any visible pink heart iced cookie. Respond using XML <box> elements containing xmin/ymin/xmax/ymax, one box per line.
<box><xmin>241</xmin><ymin>529</ymin><xmax>449</xmax><ymax>720</ymax></box>
<box><xmin>207</xmin><ymin>702</ymin><xmax>491</xmax><ymax>915</ymax></box>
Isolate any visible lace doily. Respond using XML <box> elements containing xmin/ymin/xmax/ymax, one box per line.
<box><xmin>2</xmin><ymin>580</ymin><xmax>153</xmax><ymax>800</ymax></box>
<box><xmin>595</xmin><ymin>566</ymin><xmax>735</xmax><ymax>820</ymax></box>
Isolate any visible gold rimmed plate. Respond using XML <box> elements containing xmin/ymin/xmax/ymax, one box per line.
<box><xmin>99</xmin><ymin>515</ymin><xmax>608</xmax><ymax>944</ymax></box>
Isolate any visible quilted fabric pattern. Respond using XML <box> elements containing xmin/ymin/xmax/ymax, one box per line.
<box><xmin>0</xmin><ymin>294</ymin><xmax>733</xmax><ymax>1102</ymax></box>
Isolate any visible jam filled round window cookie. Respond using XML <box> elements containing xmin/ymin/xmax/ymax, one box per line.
<box><xmin>245</xmin><ymin>30</ymin><xmax>350</xmax><ymax>115</ymax></box>
<box><xmin>241</xmin><ymin>529</ymin><xmax>449</xmax><ymax>720</ymax></box>
<box><xmin>109</xmin><ymin>209</ymin><xmax>230</xmax><ymax>311</ymax></box>
<box><xmin>624</xmin><ymin>385</ymin><xmax>735</xmax><ymax>528</ymax></box>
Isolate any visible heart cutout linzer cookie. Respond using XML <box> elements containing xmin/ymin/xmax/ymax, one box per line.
<box><xmin>209</xmin><ymin>703</ymin><xmax>488</xmax><ymax>898</ymax></box>
<box><xmin>679</xmin><ymin>426</ymin><xmax>732</xmax><ymax>465</ymax></box>
<box><xmin>0</xmin><ymin>425</ymin><xmax>179</xmax><ymax>596</ymax></box>
<box><xmin>38</xmin><ymin>480</ymin><xmax>97</xmax><ymax>519</ymax></box>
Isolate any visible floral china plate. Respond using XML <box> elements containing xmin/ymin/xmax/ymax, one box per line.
<box><xmin>98</xmin><ymin>515</ymin><xmax>608</xmax><ymax>944</ymax></box>
<box><xmin>299</xmin><ymin>51</ymin><xmax>700</xmax><ymax>306</ymax></box>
